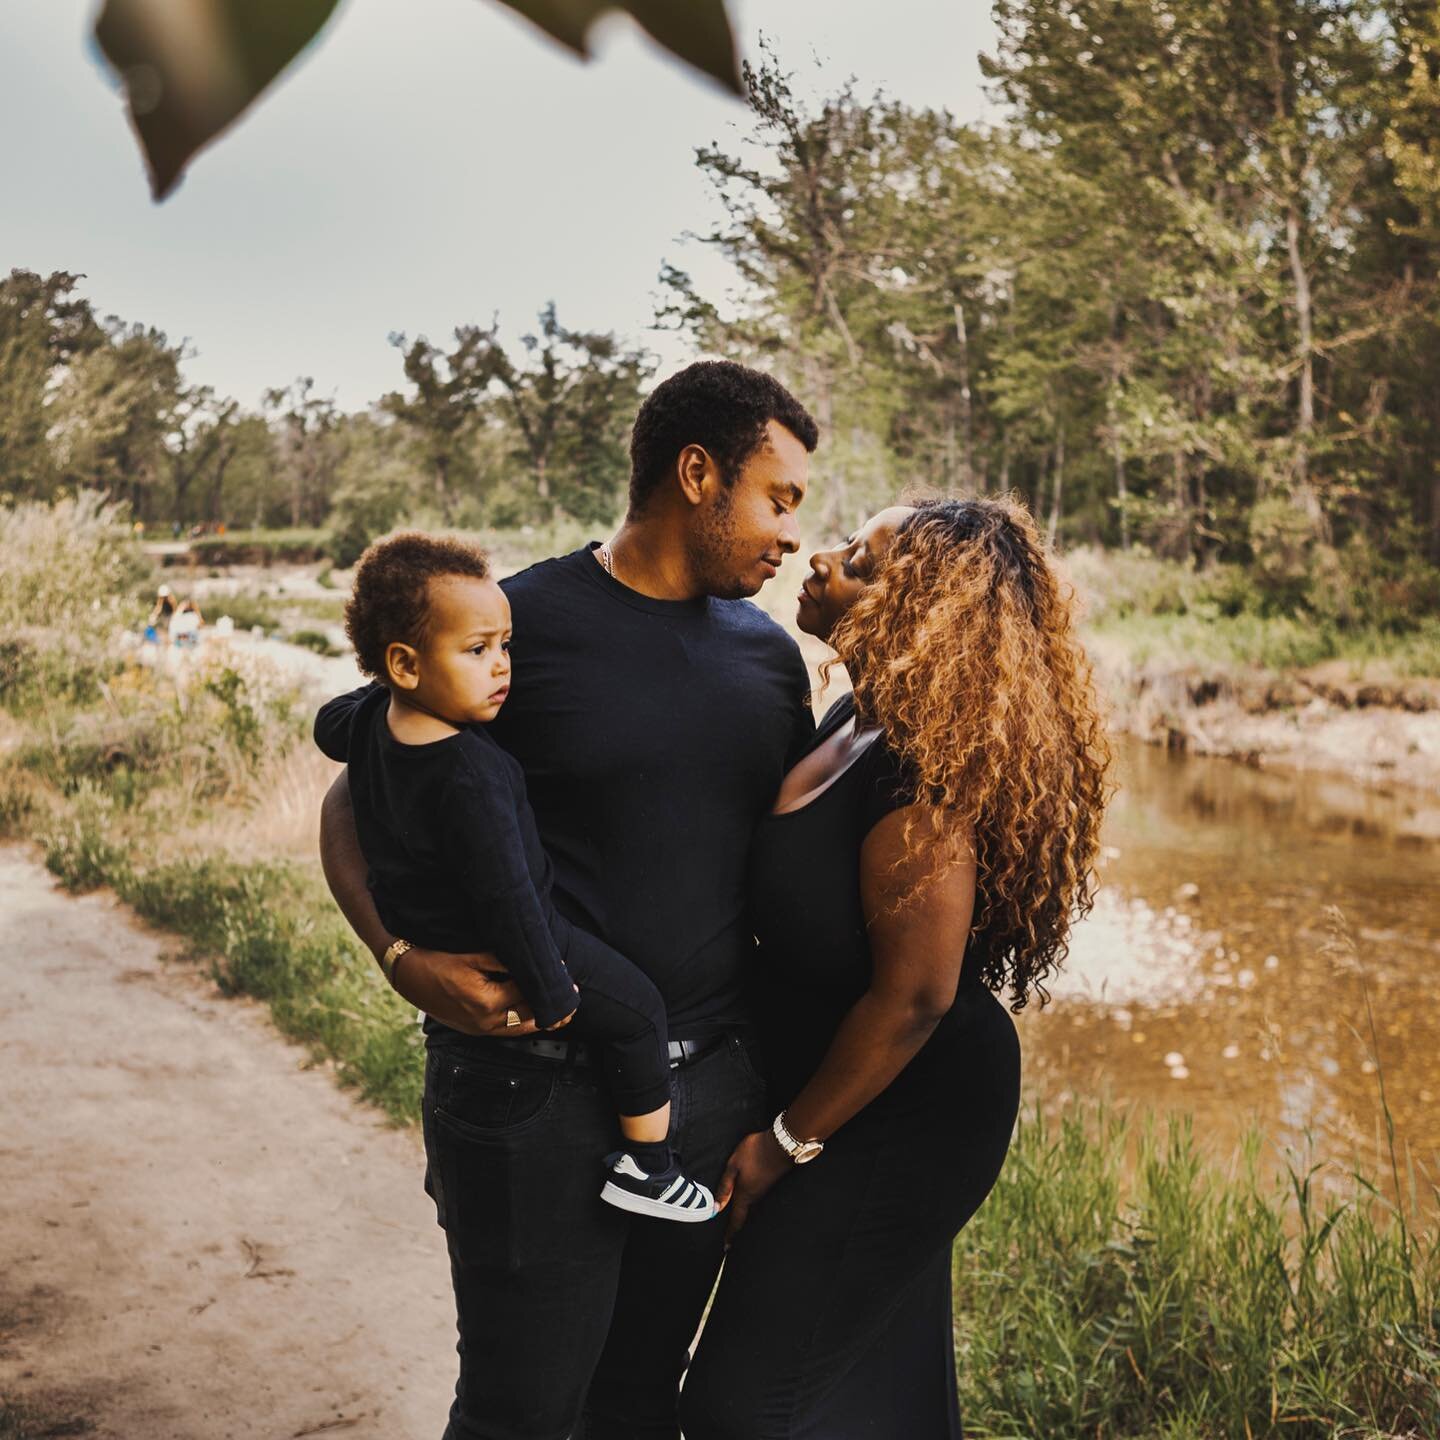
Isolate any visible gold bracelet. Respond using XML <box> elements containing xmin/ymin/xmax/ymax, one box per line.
<box><xmin>380</xmin><ymin>937</ymin><xmax>413</xmax><ymax>986</ymax></box>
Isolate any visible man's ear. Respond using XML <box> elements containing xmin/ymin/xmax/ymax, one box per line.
<box><xmin>385</xmin><ymin>642</ymin><xmax>421</xmax><ymax>691</ymax></box>
<box><xmin>676</xmin><ymin>443</ymin><xmax>718</xmax><ymax>507</ymax></box>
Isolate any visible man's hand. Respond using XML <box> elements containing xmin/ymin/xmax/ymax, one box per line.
<box><xmin>391</xmin><ymin>948</ymin><xmax>541</xmax><ymax>1037</ymax></box>
<box><xmin>715</xmin><ymin>1128</ymin><xmax>792</xmax><ymax>1245</ymax></box>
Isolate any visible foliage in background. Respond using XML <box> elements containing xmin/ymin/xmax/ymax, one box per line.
<box><xmin>14</xmin><ymin>3</ymin><xmax>1440</xmax><ymax>632</ymax></box>
<box><xmin>662</xmin><ymin>6</ymin><xmax>1440</xmax><ymax>625</ymax></box>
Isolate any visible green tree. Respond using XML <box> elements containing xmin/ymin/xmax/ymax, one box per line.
<box><xmin>480</xmin><ymin>303</ymin><xmax>652</xmax><ymax>524</ymax></box>
<box><xmin>264</xmin><ymin>377</ymin><xmax>340</xmax><ymax>528</ymax></box>
<box><xmin>48</xmin><ymin>320</ymin><xmax>185</xmax><ymax>518</ymax></box>
<box><xmin>382</xmin><ymin>329</ymin><xmax>492</xmax><ymax>523</ymax></box>
<box><xmin>0</xmin><ymin>270</ymin><xmax>103</xmax><ymax>500</ymax></box>
<box><xmin>168</xmin><ymin>386</ymin><xmax>241</xmax><ymax>524</ymax></box>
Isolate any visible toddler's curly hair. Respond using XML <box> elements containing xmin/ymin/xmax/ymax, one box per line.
<box><xmin>344</xmin><ymin>531</ymin><xmax>492</xmax><ymax>682</ymax></box>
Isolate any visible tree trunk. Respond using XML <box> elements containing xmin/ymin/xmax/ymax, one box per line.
<box><xmin>1172</xmin><ymin>449</ymin><xmax>1192</xmax><ymax>560</ymax></box>
<box><xmin>954</xmin><ymin>302</ymin><xmax>974</xmax><ymax>492</ymax></box>
<box><xmin>206</xmin><ymin>450</ymin><xmax>232</xmax><ymax>525</ymax></box>
<box><xmin>1431</xmin><ymin>466</ymin><xmax>1440</xmax><ymax>566</ymax></box>
<box><xmin>533</xmin><ymin>453</ymin><xmax>559</xmax><ymax>523</ymax></box>
<box><xmin>1268</xmin><ymin>19</ymin><xmax>1326</xmax><ymax>541</ymax></box>
<box><xmin>810</xmin><ymin>359</ymin><xmax>844</xmax><ymax>531</ymax></box>
<box><xmin>1283</xmin><ymin>203</ymin><xmax>1325</xmax><ymax>534</ymax></box>
<box><xmin>1046</xmin><ymin>419</ymin><xmax>1065</xmax><ymax>547</ymax></box>
<box><xmin>435</xmin><ymin>455</ymin><xmax>453</xmax><ymax>524</ymax></box>
<box><xmin>1107</xmin><ymin>385</ymin><xmax>1129</xmax><ymax>551</ymax></box>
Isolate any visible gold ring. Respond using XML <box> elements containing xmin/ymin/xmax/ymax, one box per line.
<box><xmin>504</xmin><ymin>1009</ymin><xmax>521</xmax><ymax>1028</ymax></box>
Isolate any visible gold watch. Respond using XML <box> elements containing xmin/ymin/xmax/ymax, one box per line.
<box><xmin>380</xmin><ymin>937</ymin><xmax>413</xmax><ymax>986</ymax></box>
<box><xmin>772</xmin><ymin>1111</ymin><xmax>824</xmax><ymax>1165</ymax></box>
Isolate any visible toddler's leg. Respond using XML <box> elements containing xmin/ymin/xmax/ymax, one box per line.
<box><xmin>560</xmin><ymin>930</ymin><xmax>672</xmax><ymax>1119</ymax></box>
<box><xmin>561</xmin><ymin>931</ymin><xmax>716</xmax><ymax>1222</ymax></box>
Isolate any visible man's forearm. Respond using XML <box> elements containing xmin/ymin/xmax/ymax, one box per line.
<box><xmin>319</xmin><ymin>770</ymin><xmax>393</xmax><ymax>961</ymax></box>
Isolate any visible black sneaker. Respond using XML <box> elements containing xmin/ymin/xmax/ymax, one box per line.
<box><xmin>600</xmin><ymin>1152</ymin><xmax>717</xmax><ymax>1223</ymax></box>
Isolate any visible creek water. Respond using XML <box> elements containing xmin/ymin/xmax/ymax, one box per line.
<box><xmin>1018</xmin><ymin>738</ymin><xmax>1440</xmax><ymax>1187</ymax></box>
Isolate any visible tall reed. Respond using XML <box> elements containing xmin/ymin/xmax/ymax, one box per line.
<box><xmin>953</xmin><ymin>1104</ymin><xmax>1440</xmax><ymax>1438</ymax></box>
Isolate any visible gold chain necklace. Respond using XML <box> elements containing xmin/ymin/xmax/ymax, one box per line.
<box><xmin>597</xmin><ymin>542</ymin><xmax>615</xmax><ymax>577</ymax></box>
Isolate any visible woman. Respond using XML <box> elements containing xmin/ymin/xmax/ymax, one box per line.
<box><xmin>681</xmin><ymin>496</ymin><xmax>1110</xmax><ymax>1439</ymax></box>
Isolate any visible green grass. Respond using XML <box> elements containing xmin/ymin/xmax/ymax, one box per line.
<box><xmin>211</xmin><ymin>592</ymin><xmax>282</xmax><ymax>632</ymax></box>
<box><xmin>1088</xmin><ymin>611</ymin><xmax>1440</xmax><ymax>676</ymax></box>
<box><xmin>953</xmin><ymin>1106</ymin><xmax>1440</xmax><ymax>1438</ymax></box>
<box><xmin>190</xmin><ymin>529</ymin><xmax>329</xmax><ymax>565</ymax></box>
<box><xmin>193</xmin><ymin>527</ymin><xmax>328</xmax><ymax>548</ymax></box>
<box><xmin>284</xmin><ymin>594</ymin><xmax>346</xmax><ymax>623</ymax></box>
<box><xmin>286</xmin><ymin>627</ymin><xmax>342</xmax><ymax>657</ymax></box>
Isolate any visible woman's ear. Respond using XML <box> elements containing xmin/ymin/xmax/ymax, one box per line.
<box><xmin>676</xmin><ymin>443</ymin><xmax>717</xmax><ymax>507</ymax></box>
<box><xmin>385</xmin><ymin>642</ymin><xmax>421</xmax><ymax>691</ymax></box>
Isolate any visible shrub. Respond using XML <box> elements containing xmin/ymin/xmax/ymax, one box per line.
<box><xmin>0</xmin><ymin>492</ymin><xmax>147</xmax><ymax>633</ymax></box>
<box><xmin>287</xmin><ymin>628</ymin><xmax>341</xmax><ymax>657</ymax></box>
<box><xmin>40</xmin><ymin>782</ymin><xmax>129</xmax><ymax>893</ymax></box>
<box><xmin>213</xmin><ymin>592</ymin><xmax>281</xmax><ymax>633</ymax></box>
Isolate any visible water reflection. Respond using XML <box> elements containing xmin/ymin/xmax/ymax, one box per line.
<box><xmin>1021</xmin><ymin>738</ymin><xmax>1440</xmax><ymax>1180</ymax></box>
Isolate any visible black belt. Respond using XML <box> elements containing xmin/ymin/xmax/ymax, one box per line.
<box><xmin>495</xmin><ymin>1034</ymin><xmax>728</xmax><ymax>1069</ymax></box>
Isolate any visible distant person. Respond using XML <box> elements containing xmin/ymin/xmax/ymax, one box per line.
<box><xmin>681</xmin><ymin>497</ymin><xmax>1111</xmax><ymax>1439</ymax></box>
<box><xmin>169</xmin><ymin>597</ymin><xmax>203</xmax><ymax>648</ymax></box>
<box><xmin>329</xmin><ymin>530</ymin><xmax>718</xmax><ymax>1222</ymax></box>
<box><xmin>144</xmin><ymin>584</ymin><xmax>176</xmax><ymax>644</ymax></box>
<box><xmin>316</xmin><ymin>360</ymin><xmax>817</xmax><ymax>1439</ymax></box>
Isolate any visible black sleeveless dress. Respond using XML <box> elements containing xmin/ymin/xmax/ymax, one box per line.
<box><xmin>681</xmin><ymin>695</ymin><xmax>1022</xmax><ymax>1440</ymax></box>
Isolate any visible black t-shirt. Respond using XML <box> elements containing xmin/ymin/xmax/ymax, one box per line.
<box><xmin>746</xmin><ymin>693</ymin><xmax>984</xmax><ymax>1106</ymax></box>
<box><xmin>321</xmin><ymin>686</ymin><xmax>582</xmax><ymax>1030</ymax></box>
<box><xmin>317</xmin><ymin>544</ymin><xmax>814</xmax><ymax>1037</ymax></box>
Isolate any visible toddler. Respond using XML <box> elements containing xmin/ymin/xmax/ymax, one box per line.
<box><xmin>333</xmin><ymin>531</ymin><xmax>715</xmax><ymax>1222</ymax></box>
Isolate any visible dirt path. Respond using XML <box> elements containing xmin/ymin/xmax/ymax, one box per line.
<box><xmin>0</xmin><ymin>845</ymin><xmax>456</xmax><ymax>1439</ymax></box>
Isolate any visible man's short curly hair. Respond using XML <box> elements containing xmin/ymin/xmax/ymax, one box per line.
<box><xmin>628</xmin><ymin>360</ymin><xmax>819</xmax><ymax>515</ymax></box>
<box><xmin>344</xmin><ymin>531</ymin><xmax>491</xmax><ymax>682</ymax></box>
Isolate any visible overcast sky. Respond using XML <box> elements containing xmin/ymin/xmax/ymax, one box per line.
<box><xmin>5</xmin><ymin>1</ymin><xmax>997</xmax><ymax>410</ymax></box>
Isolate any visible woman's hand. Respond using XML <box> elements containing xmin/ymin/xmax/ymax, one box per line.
<box><xmin>716</xmin><ymin>1128</ymin><xmax>792</xmax><ymax>1244</ymax></box>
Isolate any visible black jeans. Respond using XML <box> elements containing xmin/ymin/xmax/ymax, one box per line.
<box><xmin>421</xmin><ymin>1030</ymin><xmax>769</xmax><ymax>1440</ymax></box>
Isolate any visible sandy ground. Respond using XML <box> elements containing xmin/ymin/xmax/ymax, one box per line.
<box><xmin>0</xmin><ymin>845</ymin><xmax>457</xmax><ymax>1439</ymax></box>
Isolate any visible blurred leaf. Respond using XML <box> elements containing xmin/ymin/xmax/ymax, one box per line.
<box><xmin>94</xmin><ymin>0</ymin><xmax>740</xmax><ymax>203</ymax></box>
<box><xmin>494</xmin><ymin>0</ymin><xmax>740</xmax><ymax>94</ymax></box>
<box><xmin>94</xmin><ymin>0</ymin><xmax>344</xmax><ymax>201</ymax></box>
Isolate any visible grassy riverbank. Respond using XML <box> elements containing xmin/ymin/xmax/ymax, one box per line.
<box><xmin>954</xmin><ymin>1107</ymin><xmax>1439</xmax><ymax>1438</ymax></box>
<box><xmin>4</xmin><ymin>498</ymin><xmax>1438</xmax><ymax>1435</ymax></box>
<box><xmin>1060</xmin><ymin>549</ymin><xmax>1440</xmax><ymax>792</ymax></box>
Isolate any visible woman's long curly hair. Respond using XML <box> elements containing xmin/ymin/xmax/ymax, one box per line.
<box><xmin>825</xmin><ymin>495</ymin><xmax>1111</xmax><ymax>1011</ymax></box>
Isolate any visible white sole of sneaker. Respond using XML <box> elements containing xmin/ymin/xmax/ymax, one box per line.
<box><xmin>600</xmin><ymin>1181</ymin><xmax>717</xmax><ymax>1223</ymax></box>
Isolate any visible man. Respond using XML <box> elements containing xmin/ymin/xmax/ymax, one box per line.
<box><xmin>316</xmin><ymin>360</ymin><xmax>818</xmax><ymax>1439</ymax></box>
